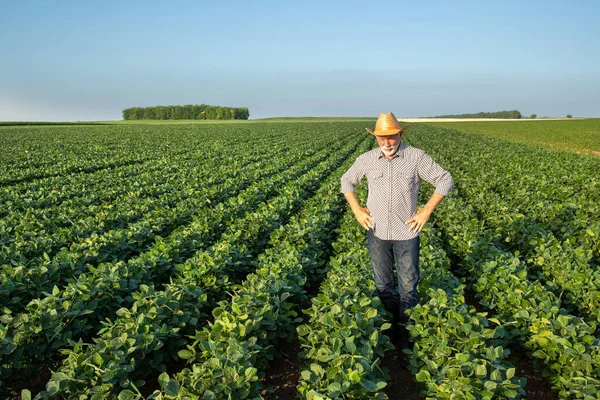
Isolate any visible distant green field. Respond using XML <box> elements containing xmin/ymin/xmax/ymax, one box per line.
<box><xmin>424</xmin><ymin>118</ymin><xmax>600</xmax><ymax>156</ymax></box>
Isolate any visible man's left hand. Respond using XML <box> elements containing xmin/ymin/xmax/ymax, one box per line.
<box><xmin>406</xmin><ymin>208</ymin><xmax>431</xmax><ymax>233</ymax></box>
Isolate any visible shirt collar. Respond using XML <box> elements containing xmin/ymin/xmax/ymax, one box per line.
<box><xmin>378</xmin><ymin>143</ymin><xmax>406</xmax><ymax>159</ymax></box>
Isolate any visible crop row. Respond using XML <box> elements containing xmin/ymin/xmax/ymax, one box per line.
<box><xmin>2</xmin><ymin>149</ymin><xmax>258</xmax><ymax>269</ymax></box>
<box><xmin>0</xmin><ymin>132</ymin><xmax>336</xmax><ymax>312</ymax></box>
<box><xmin>0</xmin><ymin>133</ymin><xmax>364</xmax><ymax>393</ymax></box>
<box><xmin>407</xmin><ymin>125</ymin><xmax>600</xmax><ymax>264</ymax></box>
<box><xmin>432</xmin><ymin>194</ymin><xmax>600</xmax><ymax>398</ymax></box>
<box><xmin>0</xmin><ymin>140</ymin><xmax>331</xmax><ymax>314</ymax></box>
<box><xmin>0</xmin><ymin>125</ymin><xmax>301</xmax><ymax>258</ymax></box>
<box><xmin>297</xmin><ymin>184</ymin><xmax>524</xmax><ymax>399</ymax></box>
<box><xmin>0</xmin><ymin>125</ymin><xmax>242</xmax><ymax>186</ymax></box>
<box><xmin>296</xmin><ymin>199</ymin><xmax>394</xmax><ymax>400</ymax></box>
<box><xmin>134</xmin><ymin>136</ymin><xmax>373</xmax><ymax>399</ymax></box>
<box><xmin>406</xmin><ymin>126</ymin><xmax>600</xmax><ymax>325</ymax></box>
<box><xmin>403</xmin><ymin>125</ymin><xmax>600</xmax><ymax>397</ymax></box>
<box><xmin>30</xmin><ymin>133</ymin><xmax>369</xmax><ymax>399</ymax></box>
<box><xmin>449</xmin><ymin>165</ymin><xmax>600</xmax><ymax>326</ymax></box>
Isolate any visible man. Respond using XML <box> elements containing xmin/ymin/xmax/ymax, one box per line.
<box><xmin>341</xmin><ymin>112</ymin><xmax>453</xmax><ymax>344</ymax></box>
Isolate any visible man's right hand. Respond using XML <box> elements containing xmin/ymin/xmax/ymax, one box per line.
<box><xmin>354</xmin><ymin>207</ymin><xmax>375</xmax><ymax>230</ymax></box>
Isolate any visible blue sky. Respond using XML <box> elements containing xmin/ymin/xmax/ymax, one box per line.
<box><xmin>1</xmin><ymin>0</ymin><xmax>599</xmax><ymax>120</ymax></box>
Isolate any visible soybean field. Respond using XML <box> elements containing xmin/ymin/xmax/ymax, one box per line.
<box><xmin>1</xmin><ymin>121</ymin><xmax>599</xmax><ymax>399</ymax></box>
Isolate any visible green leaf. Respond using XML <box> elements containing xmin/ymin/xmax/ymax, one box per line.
<box><xmin>484</xmin><ymin>381</ymin><xmax>497</xmax><ymax>390</ymax></box>
<box><xmin>415</xmin><ymin>370</ymin><xmax>431</xmax><ymax>382</ymax></box>
<box><xmin>21</xmin><ymin>390</ymin><xmax>32</xmax><ymax>400</ymax></box>
<box><xmin>475</xmin><ymin>364</ymin><xmax>487</xmax><ymax>377</ymax></box>
<box><xmin>300</xmin><ymin>370</ymin><xmax>312</xmax><ymax>381</ymax></box>
<box><xmin>360</xmin><ymin>380</ymin><xmax>377</xmax><ymax>392</ymax></box>
<box><xmin>506</xmin><ymin>367</ymin><xmax>515</xmax><ymax>380</ymax></box>
<box><xmin>177</xmin><ymin>349</ymin><xmax>192</xmax><ymax>360</ymax></box>
<box><xmin>93</xmin><ymin>352</ymin><xmax>104</xmax><ymax>366</ymax></box>
<box><xmin>203</xmin><ymin>390</ymin><xmax>217</xmax><ymax>400</ymax></box>
<box><xmin>118</xmin><ymin>390</ymin><xmax>136</xmax><ymax>400</ymax></box>
<box><xmin>490</xmin><ymin>369</ymin><xmax>502</xmax><ymax>382</ymax></box>
<box><xmin>165</xmin><ymin>379</ymin><xmax>179</xmax><ymax>396</ymax></box>
<box><xmin>245</xmin><ymin>367</ymin><xmax>258</xmax><ymax>380</ymax></box>
<box><xmin>297</xmin><ymin>325</ymin><xmax>309</xmax><ymax>336</ymax></box>
<box><xmin>345</xmin><ymin>339</ymin><xmax>357</xmax><ymax>353</ymax></box>
<box><xmin>158</xmin><ymin>372</ymin><xmax>169</xmax><ymax>389</ymax></box>
<box><xmin>349</xmin><ymin>370</ymin><xmax>361</xmax><ymax>383</ymax></box>
<box><xmin>116</xmin><ymin>308</ymin><xmax>129</xmax><ymax>317</ymax></box>
<box><xmin>327</xmin><ymin>382</ymin><xmax>341</xmax><ymax>393</ymax></box>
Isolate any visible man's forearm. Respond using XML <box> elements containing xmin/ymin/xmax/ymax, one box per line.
<box><xmin>423</xmin><ymin>193</ymin><xmax>446</xmax><ymax>215</ymax></box>
<box><xmin>343</xmin><ymin>192</ymin><xmax>362</xmax><ymax>212</ymax></box>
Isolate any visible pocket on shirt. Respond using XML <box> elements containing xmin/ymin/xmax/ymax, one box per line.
<box><xmin>367</xmin><ymin>170</ymin><xmax>384</xmax><ymax>180</ymax></box>
<box><xmin>398</xmin><ymin>172</ymin><xmax>418</xmax><ymax>188</ymax></box>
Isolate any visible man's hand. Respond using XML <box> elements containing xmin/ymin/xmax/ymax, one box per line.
<box><xmin>354</xmin><ymin>207</ymin><xmax>375</xmax><ymax>230</ymax></box>
<box><xmin>406</xmin><ymin>208</ymin><xmax>431</xmax><ymax>233</ymax></box>
<box><xmin>344</xmin><ymin>192</ymin><xmax>375</xmax><ymax>230</ymax></box>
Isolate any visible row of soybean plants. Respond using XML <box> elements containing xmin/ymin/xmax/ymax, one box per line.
<box><xmin>0</xmin><ymin>123</ymin><xmax>362</xmax><ymax>394</ymax></box>
<box><xmin>0</xmin><ymin>124</ymin><xmax>282</xmax><ymax>257</ymax></box>
<box><xmin>28</xmin><ymin>132</ymin><xmax>368</xmax><ymax>399</ymax></box>
<box><xmin>297</xmin><ymin>185</ymin><xmax>524</xmax><ymax>399</ymax></box>
<box><xmin>0</xmin><ymin>127</ymin><xmax>240</xmax><ymax>249</ymax></box>
<box><xmin>409</xmin><ymin>149</ymin><xmax>600</xmax><ymax>395</ymax></box>
<box><xmin>0</xmin><ymin>126</ymin><xmax>321</xmax><ymax>312</ymax></box>
<box><xmin>433</xmin><ymin>148</ymin><xmax>600</xmax><ymax>327</ymax></box>
<box><xmin>432</xmin><ymin>196</ymin><xmax>600</xmax><ymax>398</ymax></box>
<box><xmin>0</xmin><ymin>125</ymin><xmax>208</xmax><ymax>185</ymax></box>
<box><xmin>127</xmin><ymin>132</ymin><xmax>374</xmax><ymax>399</ymax></box>
<box><xmin>406</xmin><ymin>125</ymin><xmax>600</xmax><ymax>325</ymax></box>
<box><xmin>407</xmin><ymin>124</ymin><xmax>600</xmax><ymax>265</ymax></box>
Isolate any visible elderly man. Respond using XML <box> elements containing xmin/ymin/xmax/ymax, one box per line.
<box><xmin>341</xmin><ymin>112</ymin><xmax>453</xmax><ymax>344</ymax></box>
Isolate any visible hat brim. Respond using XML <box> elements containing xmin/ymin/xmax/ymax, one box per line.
<box><xmin>365</xmin><ymin>124</ymin><xmax>410</xmax><ymax>136</ymax></box>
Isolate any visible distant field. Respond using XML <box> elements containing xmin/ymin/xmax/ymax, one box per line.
<box><xmin>424</xmin><ymin>118</ymin><xmax>600</xmax><ymax>156</ymax></box>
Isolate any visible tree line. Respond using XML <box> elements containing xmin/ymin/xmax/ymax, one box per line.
<box><xmin>428</xmin><ymin>110</ymin><xmax>522</xmax><ymax>119</ymax></box>
<box><xmin>122</xmin><ymin>105</ymin><xmax>250</xmax><ymax>120</ymax></box>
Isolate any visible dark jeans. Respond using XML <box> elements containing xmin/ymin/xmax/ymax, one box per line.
<box><xmin>367</xmin><ymin>231</ymin><xmax>420</xmax><ymax>321</ymax></box>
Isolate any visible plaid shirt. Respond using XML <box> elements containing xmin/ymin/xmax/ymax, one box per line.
<box><xmin>341</xmin><ymin>144</ymin><xmax>453</xmax><ymax>240</ymax></box>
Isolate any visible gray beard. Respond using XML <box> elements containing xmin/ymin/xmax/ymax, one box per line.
<box><xmin>381</xmin><ymin>145</ymin><xmax>398</xmax><ymax>155</ymax></box>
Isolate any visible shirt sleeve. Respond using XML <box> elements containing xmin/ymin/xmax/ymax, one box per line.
<box><xmin>417</xmin><ymin>153</ymin><xmax>454</xmax><ymax>196</ymax></box>
<box><xmin>341</xmin><ymin>158</ymin><xmax>366</xmax><ymax>193</ymax></box>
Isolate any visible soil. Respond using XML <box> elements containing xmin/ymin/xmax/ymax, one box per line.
<box><xmin>512</xmin><ymin>348</ymin><xmax>557</xmax><ymax>399</ymax></box>
<box><xmin>4</xmin><ymin>365</ymin><xmax>52</xmax><ymax>399</ymax></box>
<box><xmin>380</xmin><ymin>344</ymin><xmax>422</xmax><ymax>400</ymax></box>
<box><xmin>262</xmin><ymin>336</ymin><xmax>303</xmax><ymax>399</ymax></box>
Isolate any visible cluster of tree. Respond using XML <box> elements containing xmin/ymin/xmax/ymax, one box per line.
<box><xmin>122</xmin><ymin>105</ymin><xmax>249</xmax><ymax>120</ymax></box>
<box><xmin>429</xmin><ymin>110</ymin><xmax>522</xmax><ymax>119</ymax></box>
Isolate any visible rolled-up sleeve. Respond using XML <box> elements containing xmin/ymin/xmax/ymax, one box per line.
<box><xmin>341</xmin><ymin>159</ymin><xmax>365</xmax><ymax>193</ymax></box>
<box><xmin>417</xmin><ymin>153</ymin><xmax>454</xmax><ymax>196</ymax></box>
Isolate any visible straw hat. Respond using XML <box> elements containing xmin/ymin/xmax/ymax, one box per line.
<box><xmin>366</xmin><ymin>112</ymin><xmax>410</xmax><ymax>136</ymax></box>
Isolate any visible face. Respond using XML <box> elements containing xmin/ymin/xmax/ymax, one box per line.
<box><xmin>376</xmin><ymin>133</ymin><xmax>401</xmax><ymax>156</ymax></box>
